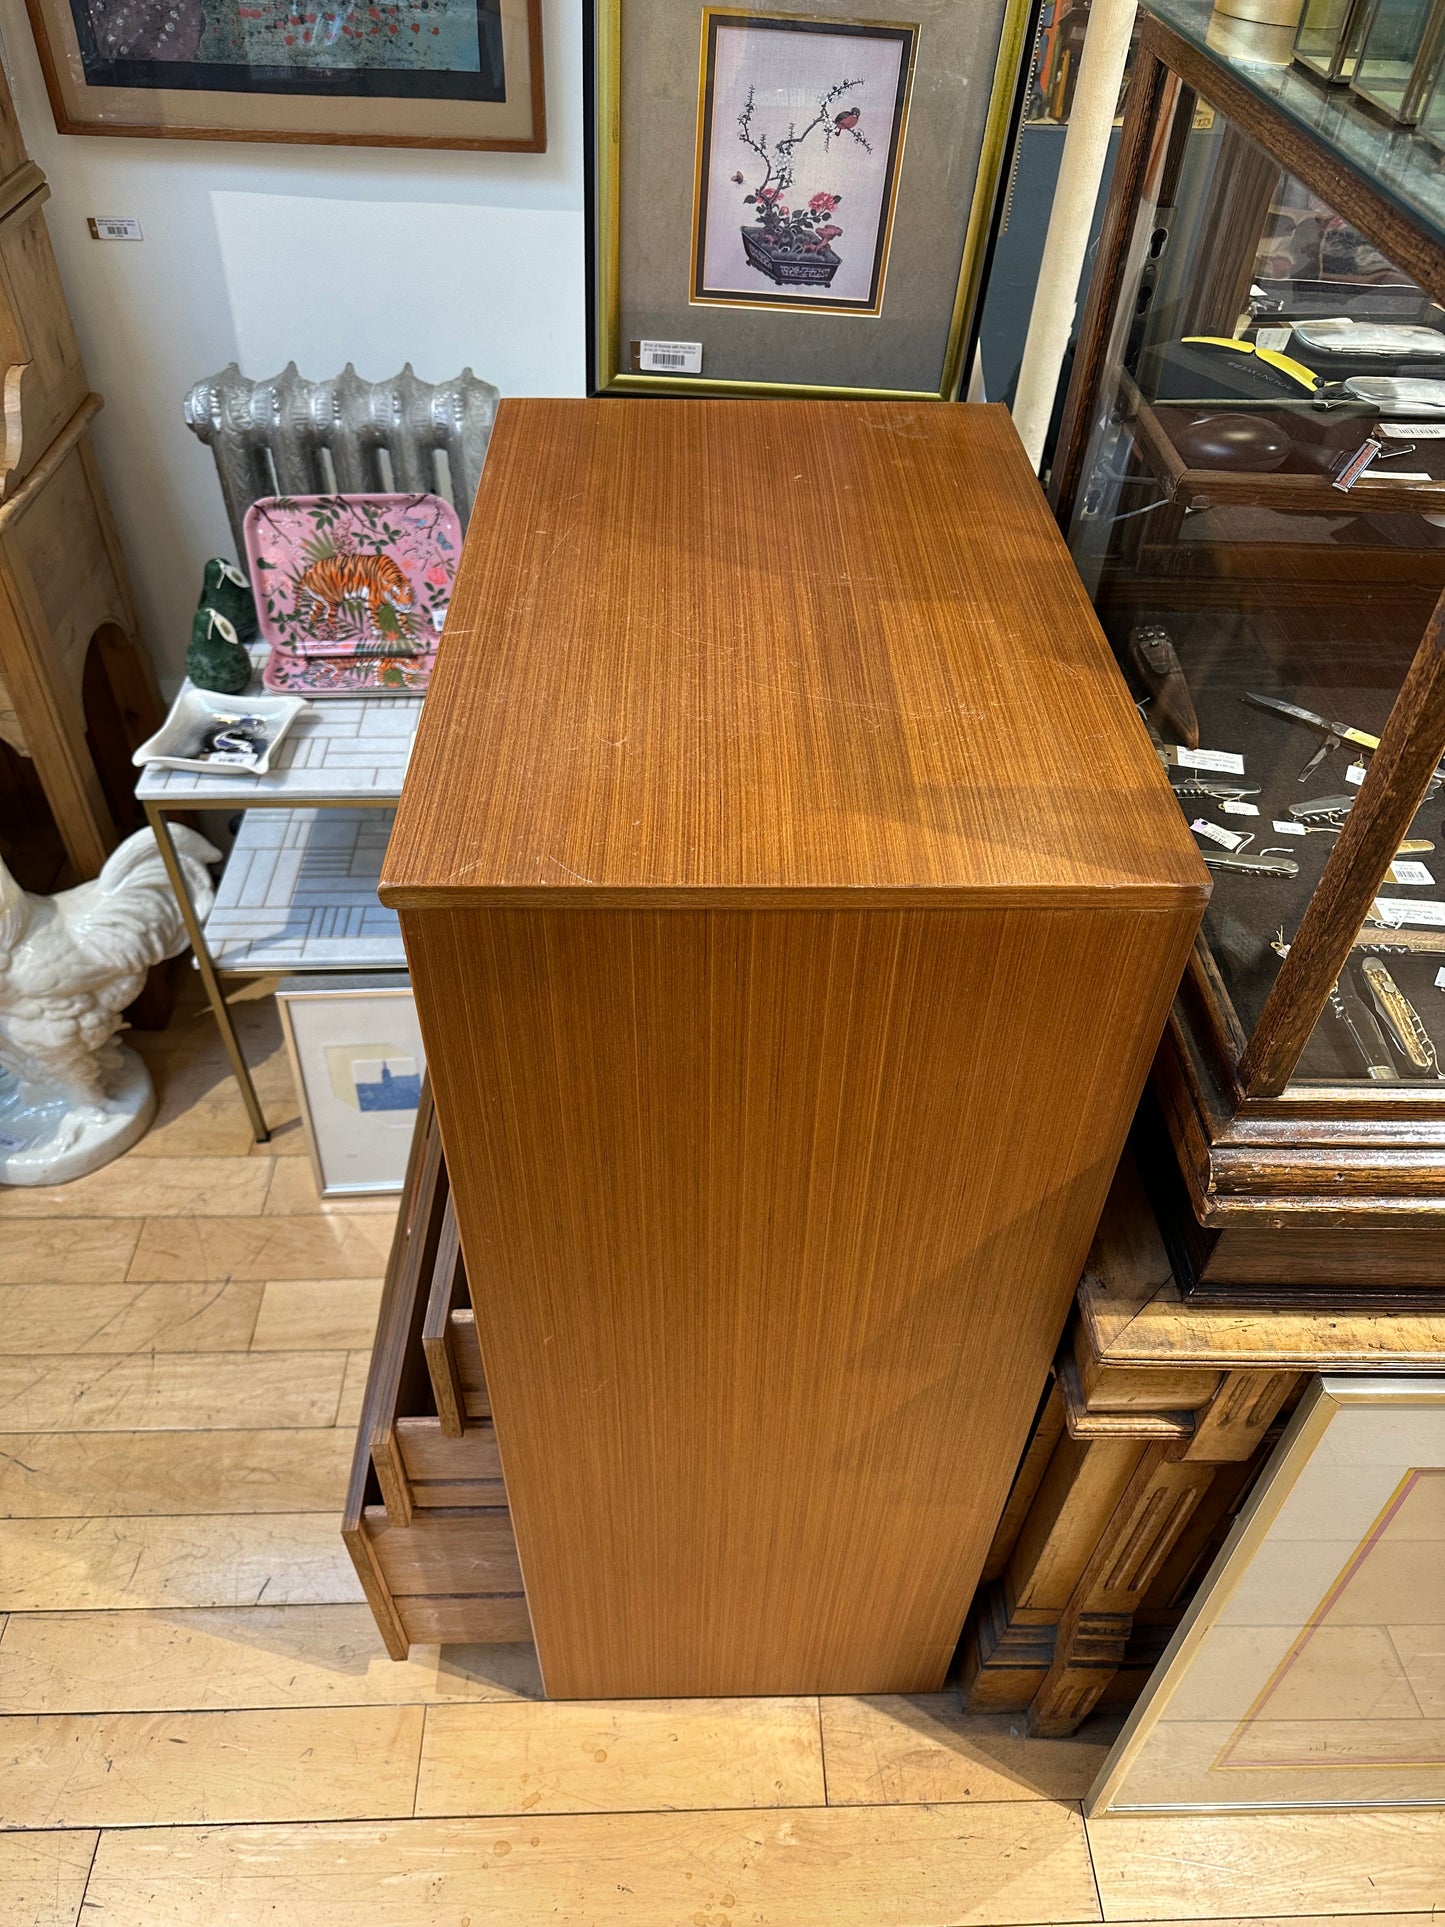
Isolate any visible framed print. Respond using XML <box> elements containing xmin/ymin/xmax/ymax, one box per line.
<box><xmin>589</xmin><ymin>0</ymin><xmax>1033</xmax><ymax>399</ymax></box>
<box><xmin>275</xmin><ymin>974</ymin><xmax>425</xmax><ymax>1197</ymax></box>
<box><xmin>1089</xmin><ymin>1377</ymin><xmax>1445</xmax><ymax>1816</ymax></box>
<box><xmin>692</xmin><ymin>15</ymin><xmax>914</xmax><ymax>316</ymax></box>
<box><xmin>24</xmin><ymin>0</ymin><xmax>543</xmax><ymax>147</ymax></box>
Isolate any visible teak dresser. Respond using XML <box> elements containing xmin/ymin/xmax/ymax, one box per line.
<box><xmin>380</xmin><ymin>398</ymin><xmax>1208</xmax><ymax>1698</ymax></box>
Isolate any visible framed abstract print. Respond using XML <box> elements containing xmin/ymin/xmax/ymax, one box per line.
<box><xmin>23</xmin><ymin>0</ymin><xmax>543</xmax><ymax>147</ymax></box>
<box><xmin>1089</xmin><ymin>1377</ymin><xmax>1445</xmax><ymax>1816</ymax></box>
<box><xmin>275</xmin><ymin>974</ymin><xmax>425</xmax><ymax>1197</ymax></box>
<box><xmin>588</xmin><ymin>0</ymin><xmax>1033</xmax><ymax>399</ymax></box>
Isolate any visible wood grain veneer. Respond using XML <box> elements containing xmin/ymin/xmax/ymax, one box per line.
<box><xmin>384</xmin><ymin>398</ymin><xmax>1207</xmax><ymax>1697</ymax></box>
<box><xmin>383</xmin><ymin>401</ymin><xmax>1204</xmax><ymax>909</ymax></box>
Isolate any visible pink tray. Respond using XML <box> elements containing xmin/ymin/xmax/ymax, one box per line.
<box><xmin>242</xmin><ymin>492</ymin><xmax>462</xmax><ymax>698</ymax></box>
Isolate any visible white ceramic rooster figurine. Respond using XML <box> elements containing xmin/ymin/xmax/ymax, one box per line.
<box><xmin>0</xmin><ymin>826</ymin><xmax>219</xmax><ymax>1185</ymax></box>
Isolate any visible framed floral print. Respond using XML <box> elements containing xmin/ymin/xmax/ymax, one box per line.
<box><xmin>588</xmin><ymin>1</ymin><xmax>1033</xmax><ymax>399</ymax></box>
<box><xmin>23</xmin><ymin>0</ymin><xmax>543</xmax><ymax>147</ymax></box>
<box><xmin>692</xmin><ymin>16</ymin><xmax>915</xmax><ymax>317</ymax></box>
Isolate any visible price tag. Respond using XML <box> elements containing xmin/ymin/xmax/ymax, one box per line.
<box><xmin>1388</xmin><ymin>860</ymin><xmax>1435</xmax><ymax>885</ymax></box>
<box><xmin>1272</xmin><ymin>819</ymin><xmax>1306</xmax><ymax>836</ymax></box>
<box><xmin>1435</xmin><ymin>967</ymin><xmax>1445</xmax><ymax>989</ymax></box>
<box><xmin>206</xmin><ymin>750</ymin><xmax>259</xmax><ymax>768</ymax></box>
<box><xmin>1381</xmin><ymin>422</ymin><xmax>1445</xmax><ymax>439</ymax></box>
<box><xmin>1173</xmin><ymin>745</ymin><xmax>1246</xmax><ymax>774</ymax></box>
<box><xmin>87</xmin><ymin>215</ymin><xmax>142</xmax><ymax>241</ymax></box>
<box><xmin>1255</xmin><ymin>327</ymin><xmax>1293</xmax><ymax>353</ymax></box>
<box><xmin>1372</xmin><ymin>897</ymin><xmax>1445</xmax><ymax>927</ymax></box>
<box><xmin>635</xmin><ymin>339</ymin><xmax>703</xmax><ymax>374</ymax></box>
<box><xmin>1346</xmin><ymin>762</ymin><xmax>1368</xmax><ymax>787</ymax></box>
<box><xmin>1222</xmin><ymin>800</ymin><xmax>1259</xmax><ymax>816</ymax></box>
<box><xmin>1192</xmin><ymin>818</ymin><xmax>1245</xmax><ymax>850</ymax></box>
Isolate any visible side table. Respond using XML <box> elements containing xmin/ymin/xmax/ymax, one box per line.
<box><xmin>136</xmin><ymin>653</ymin><xmax>419</xmax><ymax>1141</ymax></box>
<box><xmin>961</xmin><ymin>1149</ymin><xmax>1445</xmax><ymax>1735</ymax></box>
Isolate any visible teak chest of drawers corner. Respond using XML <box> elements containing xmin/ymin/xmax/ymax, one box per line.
<box><xmin>380</xmin><ymin>397</ymin><xmax>1209</xmax><ymax>1699</ymax></box>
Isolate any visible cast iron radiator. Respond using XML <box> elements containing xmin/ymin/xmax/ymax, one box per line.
<box><xmin>183</xmin><ymin>362</ymin><xmax>500</xmax><ymax>556</ymax></box>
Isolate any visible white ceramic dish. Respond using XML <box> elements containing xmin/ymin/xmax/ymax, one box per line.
<box><xmin>131</xmin><ymin>688</ymin><xmax>310</xmax><ymax>776</ymax></box>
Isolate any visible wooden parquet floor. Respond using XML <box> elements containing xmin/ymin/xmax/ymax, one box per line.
<box><xmin>2</xmin><ymin>985</ymin><xmax>1443</xmax><ymax>1924</ymax></box>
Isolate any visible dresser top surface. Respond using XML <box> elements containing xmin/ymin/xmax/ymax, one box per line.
<box><xmin>382</xmin><ymin>399</ymin><xmax>1208</xmax><ymax>907</ymax></box>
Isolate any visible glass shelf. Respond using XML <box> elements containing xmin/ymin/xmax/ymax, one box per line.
<box><xmin>1146</xmin><ymin>0</ymin><xmax>1445</xmax><ymax>253</ymax></box>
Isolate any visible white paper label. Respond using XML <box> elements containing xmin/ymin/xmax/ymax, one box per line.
<box><xmin>637</xmin><ymin>339</ymin><xmax>703</xmax><ymax>374</ymax></box>
<box><xmin>1346</xmin><ymin>761</ymin><xmax>1368</xmax><ymax>787</ymax></box>
<box><xmin>1192</xmin><ymin>818</ymin><xmax>1245</xmax><ymax>850</ymax></box>
<box><xmin>1362</xmin><ymin>471</ymin><xmax>1432</xmax><ymax>482</ymax></box>
<box><xmin>1381</xmin><ymin>422</ymin><xmax>1445</xmax><ymax>439</ymax></box>
<box><xmin>1372</xmin><ymin>897</ymin><xmax>1445</xmax><ymax>927</ymax></box>
<box><xmin>1388</xmin><ymin>860</ymin><xmax>1435</xmax><ymax>885</ymax></box>
<box><xmin>1272</xmin><ymin>819</ymin><xmax>1306</xmax><ymax>836</ymax></box>
<box><xmin>1174</xmin><ymin>745</ymin><xmax>1246</xmax><ymax>774</ymax></box>
<box><xmin>1435</xmin><ymin>967</ymin><xmax>1445</xmax><ymax>988</ymax></box>
<box><xmin>1222</xmin><ymin>800</ymin><xmax>1259</xmax><ymax>816</ymax></box>
<box><xmin>88</xmin><ymin>216</ymin><xmax>142</xmax><ymax>241</ymax></box>
<box><xmin>1255</xmin><ymin>327</ymin><xmax>1293</xmax><ymax>352</ymax></box>
<box><xmin>207</xmin><ymin>750</ymin><xmax>259</xmax><ymax>768</ymax></box>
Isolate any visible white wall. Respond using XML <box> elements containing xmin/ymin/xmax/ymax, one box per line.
<box><xmin>0</xmin><ymin>0</ymin><xmax>585</xmax><ymax>683</ymax></box>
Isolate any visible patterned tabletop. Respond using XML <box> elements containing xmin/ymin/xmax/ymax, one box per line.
<box><xmin>135</xmin><ymin>650</ymin><xmax>421</xmax><ymax>806</ymax></box>
<box><xmin>204</xmin><ymin>808</ymin><xmax>405</xmax><ymax>972</ymax></box>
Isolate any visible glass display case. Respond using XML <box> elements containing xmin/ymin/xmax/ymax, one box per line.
<box><xmin>1053</xmin><ymin>0</ymin><xmax>1445</xmax><ymax>1302</ymax></box>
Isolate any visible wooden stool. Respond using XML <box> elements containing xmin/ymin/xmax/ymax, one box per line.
<box><xmin>961</xmin><ymin>1151</ymin><xmax>1445</xmax><ymax>1735</ymax></box>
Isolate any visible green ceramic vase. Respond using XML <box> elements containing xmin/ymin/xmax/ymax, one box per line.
<box><xmin>186</xmin><ymin>608</ymin><xmax>252</xmax><ymax>694</ymax></box>
<box><xmin>200</xmin><ymin>557</ymin><xmax>259</xmax><ymax>644</ymax></box>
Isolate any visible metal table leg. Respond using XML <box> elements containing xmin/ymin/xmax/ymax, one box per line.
<box><xmin>145</xmin><ymin>801</ymin><xmax>270</xmax><ymax>1144</ymax></box>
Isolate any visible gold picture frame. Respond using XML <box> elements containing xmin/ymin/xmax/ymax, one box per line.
<box><xmin>590</xmin><ymin>0</ymin><xmax>1033</xmax><ymax>400</ymax></box>
<box><xmin>23</xmin><ymin>0</ymin><xmax>544</xmax><ymax>148</ymax></box>
<box><xmin>1089</xmin><ymin>1376</ymin><xmax>1445</xmax><ymax>1816</ymax></box>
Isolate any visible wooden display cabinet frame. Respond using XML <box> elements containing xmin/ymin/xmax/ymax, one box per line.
<box><xmin>1051</xmin><ymin>9</ymin><xmax>1445</xmax><ymax>1304</ymax></box>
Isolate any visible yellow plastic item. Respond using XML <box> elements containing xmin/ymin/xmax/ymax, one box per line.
<box><xmin>1181</xmin><ymin>334</ymin><xmax>1319</xmax><ymax>391</ymax></box>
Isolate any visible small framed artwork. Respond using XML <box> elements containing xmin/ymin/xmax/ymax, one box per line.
<box><xmin>275</xmin><ymin>974</ymin><xmax>425</xmax><ymax>1198</ymax></box>
<box><xmin>691</xmin><ymin>16</ymin><xmax>915</xmax><ymax>317</ymax></box>
<box><xmin>23</xmin><ymin>0</ymin><xmax>543</xmax><ymax>148</ymax></box>
<box><xmin>588</xmin><ymin>0</ymin><xmax>1033</xmax><ymax>399</ymax></box>
<box><xmin>1089</xmin><ymin>1377</ymin><xmax>1445</xmax><ymax>1816</ymax></box>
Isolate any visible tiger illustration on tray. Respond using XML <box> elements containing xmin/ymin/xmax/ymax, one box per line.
<box><xmin>244</xmin><ymin>492</ymin><xmax>462</xmax><ymax>696</ymax></box>
<box><xmin>295</xmin><ymin>551</ymin><xmax>418</xmax><ymax>654</ymax></box>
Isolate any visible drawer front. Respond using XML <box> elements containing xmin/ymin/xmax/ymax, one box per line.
<box><xmin>343</xmin><ymin>1087</ymin><xmax>529</xmax><ymax>1658</ymax></box>
<box><xmin>396</xmin><ymin>1594</ymin><xmax>533</xmax><ymax>1644</ymax></box>
<box><xmin>396</xmin><ymin>1415</ymin><xmax>506</xmax><ymax>1507</ymax></box>
<box><xmin>423</xmin><ymin>1198</ymin><xmax>491</xmax><ymax>1433</ymax></box>
<box><xmin>364</xmin><ymin>1505</ymin><xmax>523</xmax><ymax>1594</ymax></box>
<box><xmin>451</xmin><ymin>1310</ymin><xmax>490</xmax><ymax>1416</ymax></box>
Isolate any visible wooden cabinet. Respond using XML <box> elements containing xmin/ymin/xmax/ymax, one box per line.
<box><xmin>1051</xmin><ymin>0</ymin><xmax>1445</xmax><ymax>1302</ymax></box>
<box><xmin>381</xmin><ymin>397</ymin><xmax>1206</xmax><ymax>1698</ymax></box>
